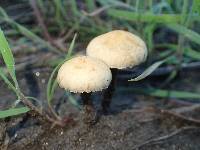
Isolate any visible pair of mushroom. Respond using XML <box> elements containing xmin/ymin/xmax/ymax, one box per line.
<box><xmin>57</xmin><ymin>30</ymin><xmax>147</xmax><ymax>123</ymax></box>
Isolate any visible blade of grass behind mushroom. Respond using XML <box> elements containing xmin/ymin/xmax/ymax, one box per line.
<box><xmin>69</xmin><ymin>0</ymin><xmax>79</xmax><ymax>17</ymax></box>
<box><xmin>118</xmin><ymin>87</ymin><xmax>200</xmax><ymax>100</ymax></box>
<box><xmin>155</xmin><ymin>44</ymin><xmax>200</xmax><ymax>60</ymax></box>
<box><xmin>65</xmin><ymin>92</ymin><xmax>81</xmax><ymax>110</ymax></box>
<box><xmin>107</xmin><ymin>9</ymin><xmax>200</xmax><ymax>23</ymax></box>
<box><xmin>128</xmin><ymin>56</ymin><xmax>175</xmax><ymax>82</ymax></box>
<box><xmin>53</xmin><ymin>0</ymin><xmax>65</xmax><ymax>29</ymax></box>
<box><xmin>128</xmin><ymin>60</ymin><xmax>165</xmax><ymax>82</ymax></box>
<box><xmin>166</xmin><ymin>24</ymin><xmax>200</xmax><ymax>45</ymax></box>
<box><xmin>85</xmin><ymin>0</ymin><xmax>96</xmax><ymax>12</ymax></box>
<box><xmin>0</xmin><ymin>67</ymin><xmax>18</xmax><ymax>95</ymax></box>
<box><xmin>47</xmin><ymin>33</ymin><xmax>77</xmax><ymax>105</ymax></box>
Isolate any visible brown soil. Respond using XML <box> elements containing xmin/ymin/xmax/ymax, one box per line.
<box><xmin>1</xmin><ymin>104</ymin><xmax>200</xmax><ymax>150</ymax></box>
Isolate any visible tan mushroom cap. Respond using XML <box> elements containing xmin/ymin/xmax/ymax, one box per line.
<box><xmin>57</xmin><ymin>56</ymin><xmax>112</xmax><ymax>93</ymax></box>
<box><xmin>86</xmin><ymin>30</ymin><xmax>148</xmax><ymax>69</ymax></box>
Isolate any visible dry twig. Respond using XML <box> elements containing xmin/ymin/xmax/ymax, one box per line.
<box><xmin>172</xmin><ymin>104</ymin><xmax>200</xmax><ymax>114</ymax></box>
<box><xmin>29</xmin><ymin>0</ymin><xmax>66</xmax><ymax>52</ymax></box>
<box><xmin>159</xmin><ymin>108</ymin><xmax>200</xmax><ymax>125</ymax></box>
<box><xmin>145</xmin><ymin>106</ymin><xmax>200</xmax><ymax>126</ymax></box>
<box><xmin>29</xmin><ymin>0</ymin><xmax>53</xmax><ymax>43</ymax></box>
<box><xmin>132</xmin><ymin>126</ymin><xmax>199</xmax><ymax>150</ymax></box>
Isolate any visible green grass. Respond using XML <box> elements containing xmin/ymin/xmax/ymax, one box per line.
<box><xmin>0</xmin><ymin>107</ymin><xmax>29</xmax><ymax>119</ymax></box>
<box><xmin>0</xmin><ymin>29</ymin><xmax>30</xmax><ymax>118</ymax></box>
<box><xmin>46</xmin><ymin>33</ymin><xmax>77</xmax><ymax>104</ymax></box>
<box><xmin>118</xmin><ymin>87</ymin><xmax>200</xmax><ymax>99</ymax></box>
<box><xmin>129</xmin><ymin>59</ymin><xmax>167</xmax><ymax>82</ymax></box>
<box><xmin>0</xmin><ymin>29</ymin><xmax>19</xmax><ymax>95</ymax></box>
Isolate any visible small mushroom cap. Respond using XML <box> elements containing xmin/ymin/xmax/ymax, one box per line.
<box><xmin>86</xmin><ymin>30</ymin><xmax>148</xmax><ymax>69</ymax></box>
<box><xmin>57</xmin><ymin>56</ymin><xmax>112</xmax><ymax>93</ymax></box>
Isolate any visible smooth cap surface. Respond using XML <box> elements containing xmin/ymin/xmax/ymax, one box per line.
<box><xmin>57</xmin><ymin>56</ymin><xmax>112</xmax><ymax>93</ymax></box>
<box><xmin>86</xmin><ymin>30</ymin><xmax>148</xmax><ymax>69</ymax></box>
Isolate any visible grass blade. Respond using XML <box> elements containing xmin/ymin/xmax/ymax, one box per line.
<box><xmin>129</xmin><ymin>60</ymin><xmax>165</xmax><ymax>81</ymax></box>
<box><xmin>143</xmin><ymin>89</ymin><xmax>200</xmax><ymax>99</ymax></box>
<box><xmin>47</xmin><ymin>34</ymin><xmax>77</xmax><ymax>104</ymax></box>
<box><xmin>184</xmin><ymin>47</ymin><xmax>200</xmax><ymax>60</ymax></box>
<box><xmin>192</xmin><ymin>0</ymin><xmax>200</xmax><ymax>15</ymax></box>
<box><xmin>108</xmin><ymin>9</ymin><xmax>180</xmax><ymax>23</ymax></box>
<box><xmin>53</xmin><ymin>0</ymin><xmax>64</xmax><ymax>29</ymax></box>
<box><xmin>0</xmin><ymin>67</ymin><xmax>17</xmax><ymax>94</ymax></box>
<box><xmin>0</xmin><ymin>29</ymin><xmax>19</xmax><ymax>89</ymax></box>
<box><xmin>47</xmin><ymin>63</ymin><xmax>62</xmax><ymax>103</ymax></box>
<box><xmin>155</xmin><ymin>43</ymin><xmax>200</xmax><ymax>60</ymax></box>
<box><xmin>0</xmin><ymin>107</ymin><xmax>29</xmax><ymax>119</ymax></box>
<box><xmin>85</xmin><ymin>0</ymin><xmax>95</xmax><ymax>12</ymax></box>
<box><xmin>66</xmin><ymin>33</ymin><xmax>77</xmax><ymax>58</ymax></box>
<box><xmin>107</xmin><ymin>9</ymin><xmax>200</xmax><ymax>23</ymax></box>
<box><xmin>167</xmin><ymin>24</ymin><xmax>200</xmax><ymax>45</ymax></box>
<box><xmin>65</xmin><ymin>92</ymin><xmax>81</xmax><ymax>109</ymax></box>
<box><xmin>70</xmin><ymin>0</ymin><xmax>79</xmax><ymax>16</ymax></box>
<box><xmin>118</xmin><ymin>87</ymin><xmax>200</xmax><ymax>99</ymax></box>
<box><xmin>0</xmin><ymin>29</ymin><xmax>16</xmax><ymax>79</ymax></box>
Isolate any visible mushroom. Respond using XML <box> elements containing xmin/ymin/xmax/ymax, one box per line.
<box><xmin>57</xmin><ymin>56</ymin><xmax>112</xmax><ymax>123</ymax></box>
<box><xmin>86</xmin><ymin>30</ymin><xmax>148</xmax><ymax>113</ymax></box>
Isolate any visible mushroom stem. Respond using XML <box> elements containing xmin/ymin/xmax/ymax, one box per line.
<box><xmin>81</xmin><ymin>92</ymin><xmax>97</xmax><ymax>124</ymax></box>
<box><xmin>81</xmin><ymin>92</ymin><xmax>93</xmax><ymax>106</ymax></box>
<box><xmin>102</xmin><ymin>68</ymin><xmax>118</xmax><ymax>113</ymax></box>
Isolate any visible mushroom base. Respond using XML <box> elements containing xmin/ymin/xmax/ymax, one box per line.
<box><xmin>81</xmin><ymin>93</ymin><xmax>97</xmax><ymax>124</ymax></box>
<box><xmin>81</xmin><ymin>92</ymin><xmax>92</xmax><ymax>106</ymax></box>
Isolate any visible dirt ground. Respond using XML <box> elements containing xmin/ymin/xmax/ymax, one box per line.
<box><xmin>0</xmin><ymin>59</ymin><xmax>200</xmax><ymax>150</ymax></box>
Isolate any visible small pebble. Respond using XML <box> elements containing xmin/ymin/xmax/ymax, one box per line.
<box><xmin>35</xmin><ymin>72</ymin><xmax>40</xmax><ymax>77</ymax></box>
